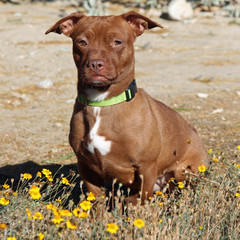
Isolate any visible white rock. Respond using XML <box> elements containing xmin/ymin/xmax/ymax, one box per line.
<box><xmin>36</xmin><ymin>79</ymin><xmax>53</xmax><ymax>89</ymax></box>
<box><xmin>197</xmin><ymin>93</ymin><xmax>208</xmax><ymax>99</ymax></box>
<box><xmin>168</xmin><ymin>0</ymin><xmax>194</xmax><ymax>21</ymax></box>
<box><xmin>211</xmin><ymin>108</ymin><xmax>224</xmax><ymax>114</ymax></box>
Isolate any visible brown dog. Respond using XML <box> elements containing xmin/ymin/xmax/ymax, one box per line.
<box><xmin>46</xmin><ymin>11</ymin><xmax>208</xmax><ymax>204</ymax></box>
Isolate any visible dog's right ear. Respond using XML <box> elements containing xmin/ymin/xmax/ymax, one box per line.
<box><xmin>45</xmin><ymin>13</ymin><xmax>85</xmax><ymax>37</ymax></box>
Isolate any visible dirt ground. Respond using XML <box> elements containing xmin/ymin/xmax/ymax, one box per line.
<box><xmin>0</xmin><ymin>2</ymin><xmax>239</xmax><ymax>181</ymax></box>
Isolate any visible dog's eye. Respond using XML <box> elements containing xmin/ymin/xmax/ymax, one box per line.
<box><xmin>78</xmin><ymin>40</ymin><xmax>87</xmax><ymax>46</ymax></box>
<box><xmin>114</xmin><ymin>40</ymin><xmax>122</xmax><ymax>46</ymax></box>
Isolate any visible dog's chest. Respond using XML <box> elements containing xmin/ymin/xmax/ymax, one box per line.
<box><xmin>85</xmin><ymin>107</ymin><xmax>111</xmax><ymax>156</ymax></box>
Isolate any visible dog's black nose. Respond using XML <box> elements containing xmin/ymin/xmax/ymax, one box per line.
<box><xmin>87</xmin><ymin>59</ymin><xmax>105</xmax><ymax>72</ymax></box>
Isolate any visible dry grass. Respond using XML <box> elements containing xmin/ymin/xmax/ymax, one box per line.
<box><xmin>0</xmin><ymin>149</ymin><xmax>239</xmax><ymax>240</ymax></box>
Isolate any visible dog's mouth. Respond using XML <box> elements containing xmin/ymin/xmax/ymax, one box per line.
<box><xmin>82</xmin><ymin>75</ymin><xmax>114</xmax><ymax>88</ymax></box>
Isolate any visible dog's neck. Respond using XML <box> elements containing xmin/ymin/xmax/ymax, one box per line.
<box><xmin>77</xmin><ymin>79</ymin><xmax>137</xmax><ymax>107</ymax></box>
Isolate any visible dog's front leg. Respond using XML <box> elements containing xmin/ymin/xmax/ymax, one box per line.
<box><xmin>77</xmin><ymin>161</ymin><xmax>104</xmax><ymax>197</ymax></box>
<box><xmin>140</xmin><ymin>162</ymin><xmax>158</xmax><ymax>204</ymax></box>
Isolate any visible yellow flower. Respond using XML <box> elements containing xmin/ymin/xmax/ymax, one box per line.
<box><xmin>23</xmin><ymin>173</ymin><xmax>32</xmax><ymax>180</ymax></box>
<box><xmin>155</xmin><ymin>191</ymin><xmax>163</xmax><ymax>196</ymax></box>
<box><xmin>187</xmin><ymin>140</ymin><xmax>191</xmax><ymax>144</ymax></box>
<box><xmin>208</xmin><ymin>148</ymin><xmax>213</xmax><ymax>154</ymax></box>
<box><xmin>37</xmin><ymin>172</ymin><xmax>42</xmax><ymax>178</ymax></box>
<box><xmin>73</xmin><ymin>208</ymin><xmax>81</xmax><ymax>217</ymax></box>
<box><xmin>55</xmin><ymin>198</ymin><xmax>62</xmax><ymax>204</ymax></box>
<box><xmin>7</xmin><ymin>237</ymin><xmax>17</xmax><ymax>240</ymax></box>
<box><xmin>106</xmin><ymin>223</ymin><xmax>119</xmax><ymax>234</ymax></box>
<box><xmin>29</xmin><ymin>185</ymin><xmax>41</xmax><ymax>200</ymax></box>
<box><xmin>46</xmin><ymin>175</ymin><xmax>53</xmax><ymax>182</ymax></box>
<box><xmin>0</xmin><ymin>197</ymin><xmax>9</xmax><ymax>205</ymax></box>
<box><xmin>52</xmin><ymin>215</ymin><xmax>64</xmax><ymax>224</ymax></box>
<box><xmin>87</xmin><ymin>192</ymin><xmax>96</xmax><ymax>201</ymax></box>
<box><xmin>238</xmin><ymin>145</ymin><xmax>240</xmax><ymax>150</ymax></box>
<box><xmin>133</xmin><ymin>219</ymin><xmax>145</xmax><ymax>229</ymax></box>
<box><xmin>59</xmin><ymin>209</ymin><xmax>72</xmax><ymax>217</ymax></box>
<box><xmin>13</xmin><ymin>192</ymin><xmax>17</xmax><ymax>196</ymax></box>
<box><xmin>169</xmin><ymin>177</ymin><xmax>175</xmax><ymax>182</ymax></box>
<box><xmin>0</xmin><ymin>223</ymin><xmax>8</xmax><ymax>230</ymax></box>
<box><xmin>66</xmin><ymin>220</ymin><xmax>77</xmax><ymax>229</ymax></box>
<box><xmin>212</xmin><ymin>158</ymin><xmax>218</xmax><ymax>162</ymax></box>
<box><xmin>26</xmin><ymin>208</ymin><xmax>31</xmax><ymax>220</ymax></box>
<box><xmin>159</xmin><ymin>202</ymin><xmax>163</xmax><ymax>206</ymax></box>
<box><xmin>198</xmin><ymin>165</ymin><xmax>206</xmax><ymax>173</ymax></box>
<box><xmin>61</xmin><ymin>177</ymin><xmax>70</xmax><ymax>185</ymax></box>
<box><xmin>178</xmin><ymin>182</ymin><xmax>184</xmax><ymax>189</ymax></box>
<box><xmin>236</xmin><ymin>164</ymin><xmax>240</xmax><ymax>168</ymax></box>
<box><xmin>80</xmin><ymin>200</ymin><xmax>91</xmax><ymax>211</ymax></box>
<box><xmin>199</xmin><ymin>226</ymin><xmax>203</xmax><ymax>229</ymax></box>
<box><xmin>2</xmin><ymin>184</ymin><xmax>10</xmax><ymax>189</ymax></box>
<box><xmin>42</xmin><ymin>169</ymin><xmax>52</xmax><ymax>177</ymax></box>
<box><xmin>236</xmin><ymin>193</ymin><xmax>240</xmax><ymax>197</ymax></box>
<box><xmin>38</xmin><ymin>233</ymin><xmax>45</xmax><ymax>240</ymax></box>
<box><xmin>33</xmin><ymin>212</ymin><xmax>43</xmax><ymax>220</ymax></box>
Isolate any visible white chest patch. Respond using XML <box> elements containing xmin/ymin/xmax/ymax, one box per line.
<box><xmin>87</xmin><ymin>107</ymin><xmax>111</xmax><ymax>156</ymax></box>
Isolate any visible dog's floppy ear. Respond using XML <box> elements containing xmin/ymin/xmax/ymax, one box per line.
<box><xmin>45</xmin><ymin>12</ymin><xmax>85</xmax><ymax>37</ymax></box>
<box><xmin>121</xmin><ymin>11</ymin><xmax>163</xmax><ymax>36</ymax></box>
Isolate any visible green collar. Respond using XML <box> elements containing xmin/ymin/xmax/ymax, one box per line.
<box><xmin>78</xmin><ymin>80</ymin><xmax>137</xmax><ymax>107</ymax></box>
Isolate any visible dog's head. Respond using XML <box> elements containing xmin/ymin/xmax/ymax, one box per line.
<box><xmin>46</xmin><ymin>11</ymin><xmax>162</xmax><ymax>93</ymax></box>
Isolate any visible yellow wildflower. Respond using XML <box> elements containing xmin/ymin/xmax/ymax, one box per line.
<box><xmin>159</xmin><ymin>202</ymin><xmax>163</xmax><ymax>206</ymax></box>
<box><xmin>66</xmin><ymin>220</ymin><xmax>77</xmax><ymax>229</ymax></box>
<box><xmin>198</xmin><ymin>165</ymin><xmax>206</xmax><ymax>173</ymax></box>
<box><xmin>199</xmin><ymin>226</ymin><xmax>203</xmax><ymax>229</ymax></box>
<box><xmin>169</xmin><ymin>177</ymin><xmax>175</xmax><ymax>182</ymax></box>
<box><xmin>236</xmin><ymin>193</ymin><xmax>240</xmax><ymax>197</ymax></box>
<box><xmin>37</xmin><ymin>172</ymin><xmax>42</xmax><ymax>178</ymax></box>
<box><xmin>208</xmin><ymin>149</ymin><xmax>213</xmax><ymax>154</ymax></box>
<box><xmin>0</xmin><ymin>223</ymin><xmax>8</xmax><ymax>230</ymax></box>
<box><xmin>73</xmin><ymin>208</ymin><xmax>81</xmax><ymax>217</ymax></box>
<box><xmin>38</xmin><ymin>233</ymin><xmax>45</xmax><ymax>240</ymax></box>
<box><xmin>79</xmin><ymin>212</ymin><xmax>89</xmax><ymax>218</ymax></box>
<box><xmin>59</xmin><ymin>209</ymin><xmax>72</xmax><ymax>217</ymax></box>
<box><xmin>187</xmin><ymin>140</ymin><xmax>191</xmax><ymax>144</ymax></box>
<box><xmin>13</xmin><ymin>192</ymin><xmax>17</xmax><ymax>196</ymax></box>
<box><xmin>87</xmin><ymin>192</ymin><xmax>96</xmax><ymax>201</ymax></box>
<box><xmin>155</xmin><ymin>191</ymin><xmax>163</xmax><ymax>196</ymax></box>
<box><xmin>52</xmin><ymin>215</ymin><xmax>64</xmax><ymax>224</ymax></box>
<box><xmin>2</xmin><ymin>184</ymin><xmax>10</xmax><ymax>189</ymax></box>
<box><xmin>29</xmin><ymin>185</ymin><xmax>41</xmax><ymax>200</ymax></box>
<box><xmin>133</xmin><ymin>219</ymin><xmax>145</xmax><ymax>229</ymax></box>
<box><xmin>7</xmin><ymin>237</ymin><xmax>17</xmax><ymax>240</ymax></box>
<box><xmin>55</xmin><ymin>198</ymin><xmax>62</xmax><ymax>204</ymax></box>
<box><xmin>26</xmin><ymin>208</ymin><xmax>31</xmax><ymax>220</ymax></box>
<box><xmin>42</xmin><ymin>169</ymin><xmax>52</xmax><ymax>177</ymax></box>
<box><xmin>61</xmin><ymin>177</ymin><xmax>70</xmax><ymax>185</ymax></box>
<box><xmin>0</xmin><ymin>197</ymin><xmax>9</xmax><ymax>205</ymax></box>
<box><xmin>33</xmin><ymin>212</ymin><xmax>43</xmax><ymax>220</ymax></box>
<box><xmin>213</xmin><ymin>158</ymin><xmax>218</xmax><ymax>162</ymax></box>
<box><xmin>178</xmin><ymin>182</ymin><xmax>184</xmax><ymax>189</ymax></box>
<box><xmin>23</xmin><ymin>173</ymin><xmax>32</xmax><ymax>180</ymax></box>
<box><xmin>80</xmin><ymin>200</ymin><xmax>91</xmax><ymax>211</ymax></box>
<box><xmin>238</xmin><ymin>145</ymin><xmax>240</xmax><ymax>150</ymax></box>
<box><xmin>236</xmin><ymin>164</ymin><xmax>240</xmax><ymax>168</ymax></box>
<box><xmin>106</xmin><ymin>223</ymin><xmax>119</xmax><ymax>234</ymax></box>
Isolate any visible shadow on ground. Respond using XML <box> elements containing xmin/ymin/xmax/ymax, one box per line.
<box><xmin>0</xmin><ymin>161</ymin><xmax>85</xmax><ymax>205</ymax></box>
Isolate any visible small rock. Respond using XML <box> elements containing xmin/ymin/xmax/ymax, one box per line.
<box><xmin>211</xmin><ymin>108</ymin><xmax>224</xmax><ymax>114</ymax></box>
<box><xmin>237</xmin><ymin>91</ymin><xmax>240</xmax><ymax>96</ymax></box>
<box><xmin>65</xmin><ymin>99</ymin><xmax>75</xmax><ymax>103</ymax></box>
<box><xmin>53</xmin><ymin>122</ymin><xmax>63</xmax><ymax>128</ymax></box>
<box><xmin>12</xmin><ymin>100</ymin><xmax>21</xmax><ymax>106</ymax></box>
<box><xmin>13</xmin><ymin>13</ymin><xmax>22</xmax><ymax>17</ymax></box>
<box><xmin>36</xmin><ymin>79</ymin><xmax>53</xmax><ymax>89</ymax></box>
<box><xmin>197</xmin><ymin>93</ymin><xmax>208</xmax><ymax>99</ymax></box>
<box><xmin>168</xmin><ymin>0</ymin><xmax>193</xmax><ymax>21</ymax></box>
